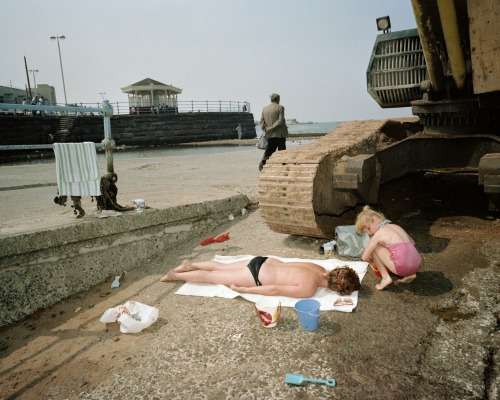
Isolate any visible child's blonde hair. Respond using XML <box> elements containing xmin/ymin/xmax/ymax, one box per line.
<box><xmin>355</xmin><ymin>205</ymin><xmax>386</xmax><ymax>234</ymax></box>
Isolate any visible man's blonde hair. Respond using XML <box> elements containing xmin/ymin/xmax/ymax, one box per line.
<box><xmin>355</xmin><ymin>205</ymin><xmax>386</xmax><ymax>234</ymax></box>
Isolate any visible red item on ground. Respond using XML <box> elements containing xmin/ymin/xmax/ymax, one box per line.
<box><xmin>200</xmin><ymin>237</ymin><xmax>216</xmax><ymax>246</ymax></box>
<box><xmin>199</xmin><ymin>232</ymin><xmax>230</xmax><ymax>246</ymax></box>
<box><xmin>214</xmin><ymin>232</ymin><xmax>230</xmax><ymax>242</ymax></box>
<box><xmin>370</xmin><ymin>263</ymin><xmax>382</xmax><ymax>279</ymax></box>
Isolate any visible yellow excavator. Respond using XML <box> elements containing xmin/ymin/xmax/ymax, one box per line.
<box><xmin>258</xmin><ymin>0</ymin><xmax>500</xmax><ymax>238</ymax></box>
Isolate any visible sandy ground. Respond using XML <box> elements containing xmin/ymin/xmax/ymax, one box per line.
<box><xmin>0</xmin><ymin>140</ymin><xmax>499</xmax><ymax>399</ymax></box>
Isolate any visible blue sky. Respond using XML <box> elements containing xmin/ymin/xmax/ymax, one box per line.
<box><xmin>2</xmin><ymin>0</ymin><xmax>417</xmax><ymax>122</ymax></box>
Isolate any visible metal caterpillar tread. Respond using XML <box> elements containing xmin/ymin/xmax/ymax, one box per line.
<box><xmin>258</xmin><ymin>119</ymin><xmax>411</xmax><ymax>238</ymax></box>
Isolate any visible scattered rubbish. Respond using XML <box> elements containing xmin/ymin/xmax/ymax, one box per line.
<box><xmin>112</xmin><ymin>336</ymin><xmax>120</xmax><ymax>342</ymax></box>
<box><xmin>200</xmin><ymin>232</ymin><xmax>230</xmax><ymax>246</ymax></box>
<box><xmin>214</xmin><ymin>232</ymin><xmax>229</xmax><ymax>242</ymax></box>
<box><xmin>229</xmin><ymin>214</ymin><xmax>234</xmax><ymax>221</ymax></box>
<box><xmin>241</xmin><ymin>208</ymin><xmax>247</xmax><ymax>216</ymax></box>
<box><xmin>323</xmin><ymin>242</ymin><xmax>334</xmax><ymax>256</ymax></box>
<box><xmin>285</xmin><ymin>373</ymin><xmax>336</xmax><ymax>387</ymax></box>
<box><xmin>95</xmin><ymin>210</ymin><xmax>122</xmax><ymax>218</ymax></box>
<box><xmin>75</xmin><ymin>307</ymin><xmax>82</xmax><ymax>313</ymax></box>
<box><xmin>334</xmin><ymin>297</ymin><xmax>353</xmax><ymax>307</ymax></box>
<box><xmin>111</xmin><ymin>271</ymin><xmax>126</xmax><ymax>288</ymax></box>
<box><xmin>100</xmin><ymin>301</ymin><xmax>159</xmax><ymax>333</ymax></box>
<box><xmin>132</xmin><ymin>199</ymin><xmax>145</xmax><ymax>213</ymax></box>
<box><xmin>319</xmin><ymin>240</ymin><xmax>336</xmax><ymax>256</ymax></box>
<box><xmin>255</xmin><ymin>299</ymin><xmax>281</xmax><ymax>328</ymax></box>
<box><xmin>369</xmin><ymin>263</ymin><xmax>382</xmax><ymax>279</ymax></box>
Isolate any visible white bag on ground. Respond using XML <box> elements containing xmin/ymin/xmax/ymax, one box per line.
<box><xmin>100</xmin><ymin>300</ymin><xmax>159</xmax><ymax>333</ymax></box>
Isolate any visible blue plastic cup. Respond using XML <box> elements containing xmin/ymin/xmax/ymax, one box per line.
<box><xmin>295</xmin><ymin>299</ymin><xmax>320</xmax><ymax>331</ymax></box>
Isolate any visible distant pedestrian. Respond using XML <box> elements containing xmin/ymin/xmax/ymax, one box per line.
<box><xmin>38</xmin><ymin>96</ymin><xmax>45</xmax><ymax>116</ymax></box>
<box><xmin>258</xmin><ymin>93</ymin><xmax>288</xmax><ymax>171</ymax></box>
<box><xmin>31</xmin><ymin>96</ymin><xmax>38</xmax><ymax>116</ymax></box>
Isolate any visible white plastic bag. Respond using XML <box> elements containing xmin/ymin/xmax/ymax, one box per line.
<box><xmin>256</xmin><ymin>134</ymin><xmax>268</xmax><ymax>150</ymax></box>
<box><xmin>100</xmin><ymin>300</ymin><xmax>159</xmax><ymax>333</ymax></box>
<box><xmin>335</xmin><ymin>225</ymin><xmax>370</xmax><ymax>258</ymax></box>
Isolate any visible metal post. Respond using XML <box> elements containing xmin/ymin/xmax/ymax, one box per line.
<box><xmin>101</xmin><ymin>100</ymin><xmax>115</xmax><ymax>174</ymax></box>
<box><xmin>29</xmin><ymin>69</ymin><xmax>39</xmax><ymax>95</ymax></box>
<box><xmin>50</xmin><ymin>35</ymin><xmax>68</xmax><ymax>105</ymax></box>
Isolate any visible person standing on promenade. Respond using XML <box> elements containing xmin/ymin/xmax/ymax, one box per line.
<box><xmin>259</xmin><ymin>93</ymin><xmax>288</xmax><ymax>171</ymax></box>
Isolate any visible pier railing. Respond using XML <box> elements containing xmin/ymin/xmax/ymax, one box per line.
<box><xmin>0</xmin><ymin>100</ymin><xmax>251</xmax><ymax>116</ymax></box>
<box><xmin>0</xmin><ymin>102</ymin><xmax>113</xmax><ymax>171</ymax></box>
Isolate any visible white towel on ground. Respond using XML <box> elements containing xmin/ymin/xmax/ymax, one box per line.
<box><xmin>175</xmin><ymin>255</ymin><xmax>368</xmax><ymax>312</ymax></box>
<box><xmin>53</xmin><ymin>142</ymin><xmax>101</xmax><ymax>196</ymax></box>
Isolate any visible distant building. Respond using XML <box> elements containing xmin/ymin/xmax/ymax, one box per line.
<box><xmin>36</xmin><ymin>84</ymin><xmax>57</xmax><ymax>105</ymax></box>
<box><xmin>121</xmin><ymin>78</ymin><xmax>182</xmax><ymax>114</ymax></box>
<box><xmin>0</xmin><ymin>85</ymin><xmax>27</xmax><ymax>104</ymax></box>
<box><xmin>0</xmin><ymin>83</ymin><xmax>57</xmax><ymax>105</ymax></box>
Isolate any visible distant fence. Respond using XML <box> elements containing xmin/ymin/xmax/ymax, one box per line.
<box><xmin>0</xmin><ymin>100</ymin><xmax>251</xmax><ymax>116</ymax></box>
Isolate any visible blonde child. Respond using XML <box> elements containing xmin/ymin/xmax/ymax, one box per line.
<box><xmin>355</xmin><ymin>205</ymin><xmax>421</xmax><ymax>290</ymax></box>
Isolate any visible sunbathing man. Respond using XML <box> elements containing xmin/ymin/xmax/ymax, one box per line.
<box><xmin>160</xmin><ymin>257</ymin><xmax>361</xmax><ymax>298</ymax></box>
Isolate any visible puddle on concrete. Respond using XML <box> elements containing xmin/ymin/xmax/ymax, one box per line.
<box><xmin>432</xmin><ymin>307</ymin><xmax>475</xmax><ymax>323</ymax></box>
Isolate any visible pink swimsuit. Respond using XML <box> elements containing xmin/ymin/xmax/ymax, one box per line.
<box><xmin>384</xmin><ymin>242</ymin><xmax>421</xmax><ymax>276</ymax></box>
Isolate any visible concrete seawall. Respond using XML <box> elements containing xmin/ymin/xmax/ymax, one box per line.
<box><xmin>0</xmin><ymin>144</ymin><xmax>263</xmax><ymax>327</ymax></box>
<box><xmin>0</xmin><ymin>195</ymin><xmax>248</xmax><ymax>326</ymax></box>
<box><xmin>0</xmin><ymin>111</ymin><xmax>256</xmax><ymax>146</ymax></box>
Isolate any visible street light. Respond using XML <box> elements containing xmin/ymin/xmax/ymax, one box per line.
<box><xmin>99</xmin><ymin>92</ymin><xmax>106</xmax><ymax>100</ymax></box>
<box><xmin>50</xmin><ymin>35</ymin><xmax>68</xmax><ymax>105</ymax></box>
<box><xmin>29</xmin><ymin>69</ymin><xmax>39</xmax><ymax>95</ymax></box>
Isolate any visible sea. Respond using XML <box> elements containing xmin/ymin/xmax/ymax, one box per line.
<box><xmin>255</xmin><ymin>121</ymin><xmax>339</xmax><ymax>137</ymax></box>
<box><xmin>1</xmin><ymin>122</ymin><xmax>340</xmax><ymax>165</ymax></box>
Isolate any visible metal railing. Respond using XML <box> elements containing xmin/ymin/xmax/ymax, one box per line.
<box><xmin>0</xmin><ymin>100</ymin><xmax>252</xmax><ymax>116</ymax></box>
<box><xmin>0</xmin><ymin>102</ymin><xmax>115</xmax><ymax>176</ymax></box>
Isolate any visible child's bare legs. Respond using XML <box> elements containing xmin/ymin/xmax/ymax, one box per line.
<box><xmin>397</xmin><ymin>274</ymin><xmax>416</xmax><ymax>284</ymax></box>
<box><xmin>371</xmin><ymin>246</ymin><xmax>397</xmax><ymax>290</ymax></box>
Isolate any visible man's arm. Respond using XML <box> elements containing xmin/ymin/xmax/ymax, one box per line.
<box><xmin>259</xmin><ymin>112</ymin><xmax>267</xmax><ymax>131</ymax></box>
<box><xmin>229</xmin><ymin>283</ymin><xmax>317</xmax><ymax>298</ymax></box>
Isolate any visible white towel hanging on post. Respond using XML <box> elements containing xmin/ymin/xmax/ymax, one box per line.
<box><xmin>53</xmin><ymin>142</ymin><xmax>101</xmax><ymax>196</ymax></box>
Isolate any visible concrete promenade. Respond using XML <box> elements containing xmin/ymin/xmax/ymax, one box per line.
<box><xmin>0</xmin><ymin>141</ymin><xmax>498</xmax><ymax>399</ymax></box>
<box><xmin>0</xmin><ymin>145</ymin><xmax>262</xmax><ymax>237</ymax></box>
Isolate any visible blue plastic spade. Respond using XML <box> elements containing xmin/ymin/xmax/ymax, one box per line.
<box><xmin>285</xmin><ymin>373</ymin><xmax>336</xmax><ymax>387</ymax></box>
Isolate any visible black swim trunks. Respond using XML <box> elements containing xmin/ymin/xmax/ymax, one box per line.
<box><xmin>247</xmin><ymin>257</ymin><xmax>268</xmax><ymax>286</ymax></box>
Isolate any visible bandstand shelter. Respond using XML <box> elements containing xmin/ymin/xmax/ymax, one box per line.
<box><xmin>121</xmin><ymin>78</ymin><xmax>182</xmax><ymax>114</ymax></box>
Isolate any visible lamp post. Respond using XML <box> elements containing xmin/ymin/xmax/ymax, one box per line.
<box><xmin>50</xmin><ymin>35</ymin><xmax>68</xmax><ymax>105</ymax></box>
<box><xmin>99</xmin><ymin>92</ymin><xmax>106</xmax><ymax>100</ymax></box>
<box><xmin>29</xmin><ymin>69</ymin><xmax>39</xmax><ymax>96</ymax></box>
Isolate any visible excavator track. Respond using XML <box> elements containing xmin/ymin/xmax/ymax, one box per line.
<box><xmin>258</xmin><ymin>119</ymin><xmax>406</xmax><ymax>238</ymax></box>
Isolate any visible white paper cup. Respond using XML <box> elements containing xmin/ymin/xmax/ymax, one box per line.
<box><xmin>132</xmin><ymin>199</ymin><xmax>145</xmax><ymax>212</ymax></box>
<box><xmin>323</xmin><ymin>242</ymin><xmax>334</xmax><ymax>256</ymax></box>
<box><xmin>254</xmin><ymin>299</ymin><xmax>281</xmax><ymax>328</ymax></box>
